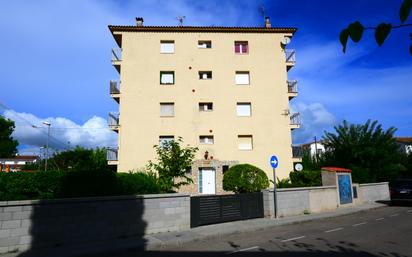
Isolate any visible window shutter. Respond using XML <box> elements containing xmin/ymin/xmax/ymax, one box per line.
<box><xmin>160</xmin><ymin>103</ymin><xmax>174</xmax><ymax>116</ymax></box>
<box><xmin>237</xmin><ymin>103</ymin><xmax>251</xmax><ymax>116</ymax></box>
<box><xmin>235</xmin><ymin>72</ymin><xmax>250</xmax><ymax>84</ymax></box>
<box><xmin>238</xmin><ymin>136</ymin><xmax>252</xmax><ymax>150</ymax></box>
<box><xmin>160</xmin><ymin>42</ymin><xmax>175</xmax><ymax>53</ymax></box>
<box><xmin>161</xmin><ymin>73</ymin><xmax>174</xmax><ymax>84</ymax></box>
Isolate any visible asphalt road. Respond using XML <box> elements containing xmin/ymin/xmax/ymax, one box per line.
<box><xmin>110</xmin><ymin>205</ymin><xmax>412</xmax><ymax>257</ymax></box>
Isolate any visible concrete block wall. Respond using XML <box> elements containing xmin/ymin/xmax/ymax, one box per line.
<box><xmin>0</xmin><ymin>193</ymin><xmax>190</xmax><ymax>255</ymax></box>
<box><xmin>359</xmin><ymin>182</ymin><xmax>390</xmax><ymax>203</ymax></box>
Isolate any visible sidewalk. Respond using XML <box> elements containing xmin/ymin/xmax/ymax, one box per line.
<box><xmin>145</xmin><ymin>202</ymin><xmax>387</xmax><ymax>250</ymax></box>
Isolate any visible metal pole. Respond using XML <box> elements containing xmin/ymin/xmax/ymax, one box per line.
<box><xmin>314</xmin><ymin>136</ymin><xmax>318</xmax><ymax>163</ymax></box>
<box><xmin>273</xmin><ymin>168</ymin><xmax>278</xmax><ymax>219</ymax></box>
<box><xmin>43</xmin><ymin>122</ymin><xmax>51</xmax><ymax>172</ymax></box>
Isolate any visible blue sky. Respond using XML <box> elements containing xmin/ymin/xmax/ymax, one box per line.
<box><xmin>0</xmin><ymin>0</ymin><xmax>411</xmax><ymax>154</ymax></box>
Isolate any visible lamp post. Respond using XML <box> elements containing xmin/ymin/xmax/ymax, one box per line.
<box><xmin>43</xmin><ymin>121</ymin><xmax>51</xmax><ymax>171</ymax></box>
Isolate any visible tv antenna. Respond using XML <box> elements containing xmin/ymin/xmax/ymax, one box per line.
<box><xmin>258</xmin><ymin>4</ymin><xmax>265</xmax><ymax>18</ymax></box>
<box><xmin>176</xmin><ymin>16</ymin><xmax>186</xmax><ymax>26</ymax></box>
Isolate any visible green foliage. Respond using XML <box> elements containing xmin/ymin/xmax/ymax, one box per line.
<box><xmin>0</xmin><ymin>171</ymin><xmax>65</xmax><ymax>201</ymax></box>
<box><xmin>276</xmin><ymin>177</ymin><xmax>292</xmax><ymax>188</ymax></box>
<box><xmin>301</xmin><ymin>149</ymin><xmax>323</xmax><ymax>171</ymax></box>
<box><xmin>116</xmin><ymin>172</ymin><xmax>160</xmax><ymax>195</ymax></box>
<box><xmin>340</xmin><ymin>0</ymin><xmax>412</xmax><ymax>55</ymax></box>
<box><xmin>47</xmin><ymin>147</ymin><xmax>110</xmax><ymax>172</ymax></box>
<box><xmin>20</xmin><ymin>162</ymin><xmax>40</xmax><ymax>171</ymax></box>
<box><xmin>0</xmin><ymin>170</ymin><xmax>161</xmax><ymax>201</ymax></box>
<box><xmin>223</xmin><ymin>164</ymin><xmax>269</xmax><ymax>193</ymax></box>
<box><xmin>0</xmin><ymin>116</ymin><xmax>19</xmax><ymax>158</ymax></box>
<box><xmin>322</xmin><ymin>119</ymin><xmax>404</xmax><ymax>183</ymax></box>
<box><xmin>148</xmin><ymin>137</ymin><xmax>198</xmax><ymax>193</ymax></box>
<box><xmin>289</xmin><ymin>170</ymin><xmax>322</xmax><ymax>187</ymax></box>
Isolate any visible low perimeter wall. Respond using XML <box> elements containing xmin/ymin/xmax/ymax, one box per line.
<box><xmin>263</xmin><ymin>182</ymin><xmax>390</xmax><ymax>218</ymax></box>
<box><xmin>359</xmin><ymin>182</ymin><xmax>390</xmax><ymax>202</ymax></box>
<box><xmin>0</xmin><ymin>193</ymin><xmax>190</xmax><ymax>255</ymax></box>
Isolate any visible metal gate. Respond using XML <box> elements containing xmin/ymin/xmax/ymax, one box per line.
<box><xmin>190</xmin><ymin>192</ymin><xmax>264</xmax><ymax>228</ymax></box>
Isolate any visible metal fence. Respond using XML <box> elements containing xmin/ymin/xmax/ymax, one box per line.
<box><xmin>190</xmin><ymin>192</ymin><xmax>264</xmax><ymax>228</ymax></box>
<box><xmin>110</xmin><ymin>80</ymin><xmax>120</xmax><ymax>94</ymax></box>
<box><xmin>285</xmin><ymin>49</ymin><xmax>296</xmax><ymax>63</ymax></box>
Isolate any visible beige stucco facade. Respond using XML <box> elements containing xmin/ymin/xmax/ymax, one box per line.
<box><xmin>108</xmin><ymin>21</ymin><xmax>299</xmax><ymax>194</ymax></box>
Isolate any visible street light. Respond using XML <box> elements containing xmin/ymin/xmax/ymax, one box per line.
<box><xmin>43</xmin><ymin>121</ymin><xmax>51</xmax><ymax>171</ymax></box>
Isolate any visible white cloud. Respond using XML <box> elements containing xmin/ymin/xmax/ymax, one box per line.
<box><xmin>291</xmin><ymin>102</ymin><xmax>336</xmax><ymax>144</ymax></box>
<box><xmin>3</xmin><ymin>110</ymin><xmax>117</xmax><ymax>152</ymax></box>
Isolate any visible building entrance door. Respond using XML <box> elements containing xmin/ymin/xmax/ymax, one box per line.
<box><xmin>201</xmin><ymin>168</ymin><xmax>216</xmax><ymax>194</ymax></box>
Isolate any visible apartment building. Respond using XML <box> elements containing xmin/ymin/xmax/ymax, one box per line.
<box><xmin>107</xmin><ymin>17</ymin><xmax>300</xmax><ymax>194</ymax></box>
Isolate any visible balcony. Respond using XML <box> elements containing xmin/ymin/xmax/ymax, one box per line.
<box><xmin>110</xmin><ymin>80</ymin><xmax>120</xmax><ymax>103</ymax></box>
<box><xmin>292</xmin><ymin>146</ymin><xmax>303</xmax><ymax>161</ymax></box>
<box><xmin>287</xmin><ymin>80</ymin><xmax>298</xmax><ymax>100</ymax></box>
<box><xmin>106</xmin><ymin>147</ymin><xmax>118</xmax><ymax>165</ymax></box>
<box><xmin>285</xmin><ymin>49</ymin><xmax>295</xmax><ymax>71</ymax></box>
<box><xmin>108</xmin><ymin>112</ymin><xmax>120</xmax><ymax>132</ymax></box>
<box><xmin>111</xmin><ymin>48</ymin><xmax>122</xmax><ymax>73</ymax></box>
<box><xmin>290</xmin><ymin>112</ymin><xmax>301</xmax><ymax>130</ymax></box>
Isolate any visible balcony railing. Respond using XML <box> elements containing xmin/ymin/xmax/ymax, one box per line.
<box><xmin>108</xmin><ymin>112</ymin><xmax>120</xmax><ymax>128</ymax></box>
<box><xmin>290</xmin><ymin>113</ymin><xmax>301</xmax><ymax>126</ymax></box>
<box><xmin>285</xmin><ymin>49</ymin><xmax>296</xmax><ymax>63</ymax></box>
<box><xmin>287</xmin><ymin>80</ymin><xmax>298</xmax><ymax>93</ymax></box>
<box><xmin>110</xmin><ymin>80</ymin><xmax>120</xmax><ymax>94</ymax></box>
<box><xmin>106</xmin><ymin>147</ymin><xmax>118</xmax><ymax>161</ymax></box>
<box><xmin>111</xmin><ymin>48</ymin><xmax>122</xmax><ymax>62</ymax></box>
<box><xmin>292</xmin><ymin>146</ymin><xmax>303</xmax><ymax>158</ymax></box>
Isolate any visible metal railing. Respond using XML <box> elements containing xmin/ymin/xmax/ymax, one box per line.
<box><xmin>110</xmin><ymin>80</ymin><xmax>120</xmax><ymax>94</ymax></box>
<box><xmin>290</xmin><ymin>112</ymin><xmax>301</xmax><ymax>125</ymax></box>
<box><xmin>287</xmin><ymin>80</ymin><xmax>298</xmax><ymax>93</ymax></box>
<box><xmin>106</xmin><ymin>147</ymin><xmax>118</xmax><ymax>161</ymax></box>
<box><xmin>285</xmin><ymin>49</ymin><xmax>296</xmax><ymax>63</ymax></box>
<box><xmin>292</xmin><ymin>146</ymin><xmax>303</xmax><ymax>158</ymax></box>
<box><xmin>108</xmin><ymin>112</ymin><xmax>120</xmax><ymax>128</ymax></box>
<box><xmin>111</xmin><ymin>48</ymin><xmax>122</xmax><ymax>62</ymax></box>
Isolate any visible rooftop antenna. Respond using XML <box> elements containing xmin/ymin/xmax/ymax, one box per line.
<box><xmin>258</xmin><ymin>4</ymin><xmax>265</xmax><ymax>19</ymax></box>
<box><xmin>176</xmin><ymin>16</ymin><xmax>186</xmax><ymax>26</ymax></box>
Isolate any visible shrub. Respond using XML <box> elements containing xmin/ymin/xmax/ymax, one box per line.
<box><xmin>289</xmin><ymin>170</ymin><xmax>321</xmax><ymax>187</ymax></box>
<box><xmin>223</xmin><ymin>164</ymin><xmax>269</xmax><ymax>193</ymax></box>
<box><xmin>116</xmin><ymin>172</ymin><xmax>160</xmax><ymax>195</ymax></box>
<box><xmin>0</xmin><ymin>171</ymin><xmax>64</xmax><ymax>201</ymax></box>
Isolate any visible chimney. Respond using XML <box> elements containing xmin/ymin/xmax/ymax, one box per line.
<box><xmin>136</xmin><ymin>17</ymin><xmax>144</xmax><ymax>27</ymax></box>
<box><xmin>265</xmin><ymin>16</ymin><xmax>271</xmax><ymax>28</ymax></box>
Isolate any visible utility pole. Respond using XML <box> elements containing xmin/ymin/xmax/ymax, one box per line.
<box><xmin>314</xmin><ymin>136</ymin><xmax>318</xmax><ymax>163</ymax></box>
<box><xmin>43</xmin><ymin>121</ymin><xmax>51</xmax><ymax>171</ymax></box>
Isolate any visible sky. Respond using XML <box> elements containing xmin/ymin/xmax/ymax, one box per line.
<box><xmin>0</xmin><ymin>0</ymin><xmax>411</xmax><ymax>155</ymax></box>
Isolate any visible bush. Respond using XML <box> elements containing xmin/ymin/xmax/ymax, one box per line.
<box><xmin>0</xmin><ymin>170</ymin><xmax>162</xmax><ymax>201</ymax></box>
<box><xmin>289</xmin><ymin>170</ymin><xmax>321</xmax><ymax>187</ymax></box>
<box><xmin>223</xmin><ymin>164</ymin><xmax>269</xmax><ymax>193</ymax></box>
<box><xmin>116</xmin><ymin>172</ymin><xmax>160</xmax><ymax>195</ymax></box>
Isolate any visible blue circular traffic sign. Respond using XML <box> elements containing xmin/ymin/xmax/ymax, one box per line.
<box><xmin>270</xmin><ymin>155</ymin><xmax>279</xmax><ymax>169</ymax></box>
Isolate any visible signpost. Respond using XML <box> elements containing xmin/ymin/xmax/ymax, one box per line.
<box><xmin>270</xmin><ymin>155</ymin><xmax>279</xmax><ymax>218</ymax></box>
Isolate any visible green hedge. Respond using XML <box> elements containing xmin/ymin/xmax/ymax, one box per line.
<box><xmin>223</xmin><ymin>164</ymin><xmax>269</xmax><ymax>193</ymax></box>
<box><xmin>0</xmin><ymin>170</ymin><xmax>160</xmax><ymax>201</ymax></box>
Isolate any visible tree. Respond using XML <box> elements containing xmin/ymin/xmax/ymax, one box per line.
<box><xmin>322</xmin><ymin>120</ymin><xmax>405</xmax><ymax>183</ymax></box>
<box><xmin>0</xmin><ymin>116</ymin><xmax>18</xmax><ymax>158</ymax></box>
<box><xmin>340</xmin><ymin>0</ymin><xmax>412</xmax><ymax>55</ymax></box>
<box><xmin>148</xmin><ymin>137</ymin><xmax>198</xmax><ymax>193</ymax></box>
<box><xmin>223</xmin><ymin>164</ymin><xmax>269</xmax><ymax>193</ymax></box>
<box><xmin>47</xmin><ymin>147</ymin><xmax>110</xmax><ymax>172</ymax></box>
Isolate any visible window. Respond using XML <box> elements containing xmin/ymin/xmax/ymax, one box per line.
<box><xmin>198</xmin><ymin>40</ymin><xmax>212</xmax><ymax>49</ymax></box>
<box><xmin>237</xmin><ymin>103</ymin><xmax>251</xmax><ymax>116</ymax></box>
<box><xmin>238</xmin><ymin>135</ymin><xmax>253</xmax><ymax>150</ymax></box>
<box><xmin>235</xmin><ymin>41</ymin><xmax>248</xmax><ymax>54</ymax></box>
<box><xmin>198</xmin><ymin>71</ymin><xmax>212</xmax><ymax>80</ymax></box>
<box><xmin>160</xmin><ymin>71</ymin><xmax>174</xmax><ymax>85</ymax></box>
<box><xmin>185</xmin><ymin>166</ymin><xmax>192</xmax><ymax>174</ymax></box>
<box><xmin>160</xmin><ymin>103</ymin><xmax>174</xmax><ymax>117</ymax></box>
<box><xmin>222</xmin><ymin>165</ymin><xmax>229</xmax><ymax>173</ymax></box>
<box><xmin>235</xmin><ymin>72</ymin><xmax>250</xmax><ymax>85</ymax></box>
<box><xmin>199</xmin><ymin>102</ymin><xmax>213</xmax><ymax>112</ymax></box>
<box><xmin>159</xmin><ymin>136</ymin><xmax>174</xmax><ymax>146</ymax></box>
<box><xmin>199</xmin><ymin>135</ymin><xmax>214</xmax><ymax>144</ymax></box>
<box><xmin>160</xmin><ymin>41</ymin><xmax>175</xmax><ymax>53</ymax></box>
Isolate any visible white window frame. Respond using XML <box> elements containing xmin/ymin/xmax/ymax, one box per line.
<box><xmin>159</xmin><ymin>136</ymin><xmax>175</xmax><ymax>146</ymax></box>
<box><xmin>160</xmin><ymin>41</ymin><xmax>175</xmax><ymax>54</ymax></box>
<box><xmin>199</xmin><ymin>135</ymin><xmax>214</xmax><ymax>144</ymax></box>
<box><xmin>238</xmin><ymin>135</ymin><xmax>253</xmax><ymax>150</ymax></box>
<box><xmin>160</xmin><ymin>71</ymin><xmax>175</xmax><ymax>85</ymax></box>
<box><xmin>198</xmin><ymin>40</ymin><xmax>212</xmax><ymax>49</ymax></box>
<box><xmin>160</xmin><ymin>103</ymin><xmax>175</xmax><ymax>117</ymax></box>
<box><xmin>235</xmin><ymin>71</ymin><xmax>250</xmax><ymax>85</ymax></box>
<box><xmin>236</xmin><ymin>103</ymin><xmax>251</xmax><ymax>117</ymax></box>
<box><xmin>199</xmin><ymin>102</ymin><xmax>213</xmax><ymax>112</ymax></box>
